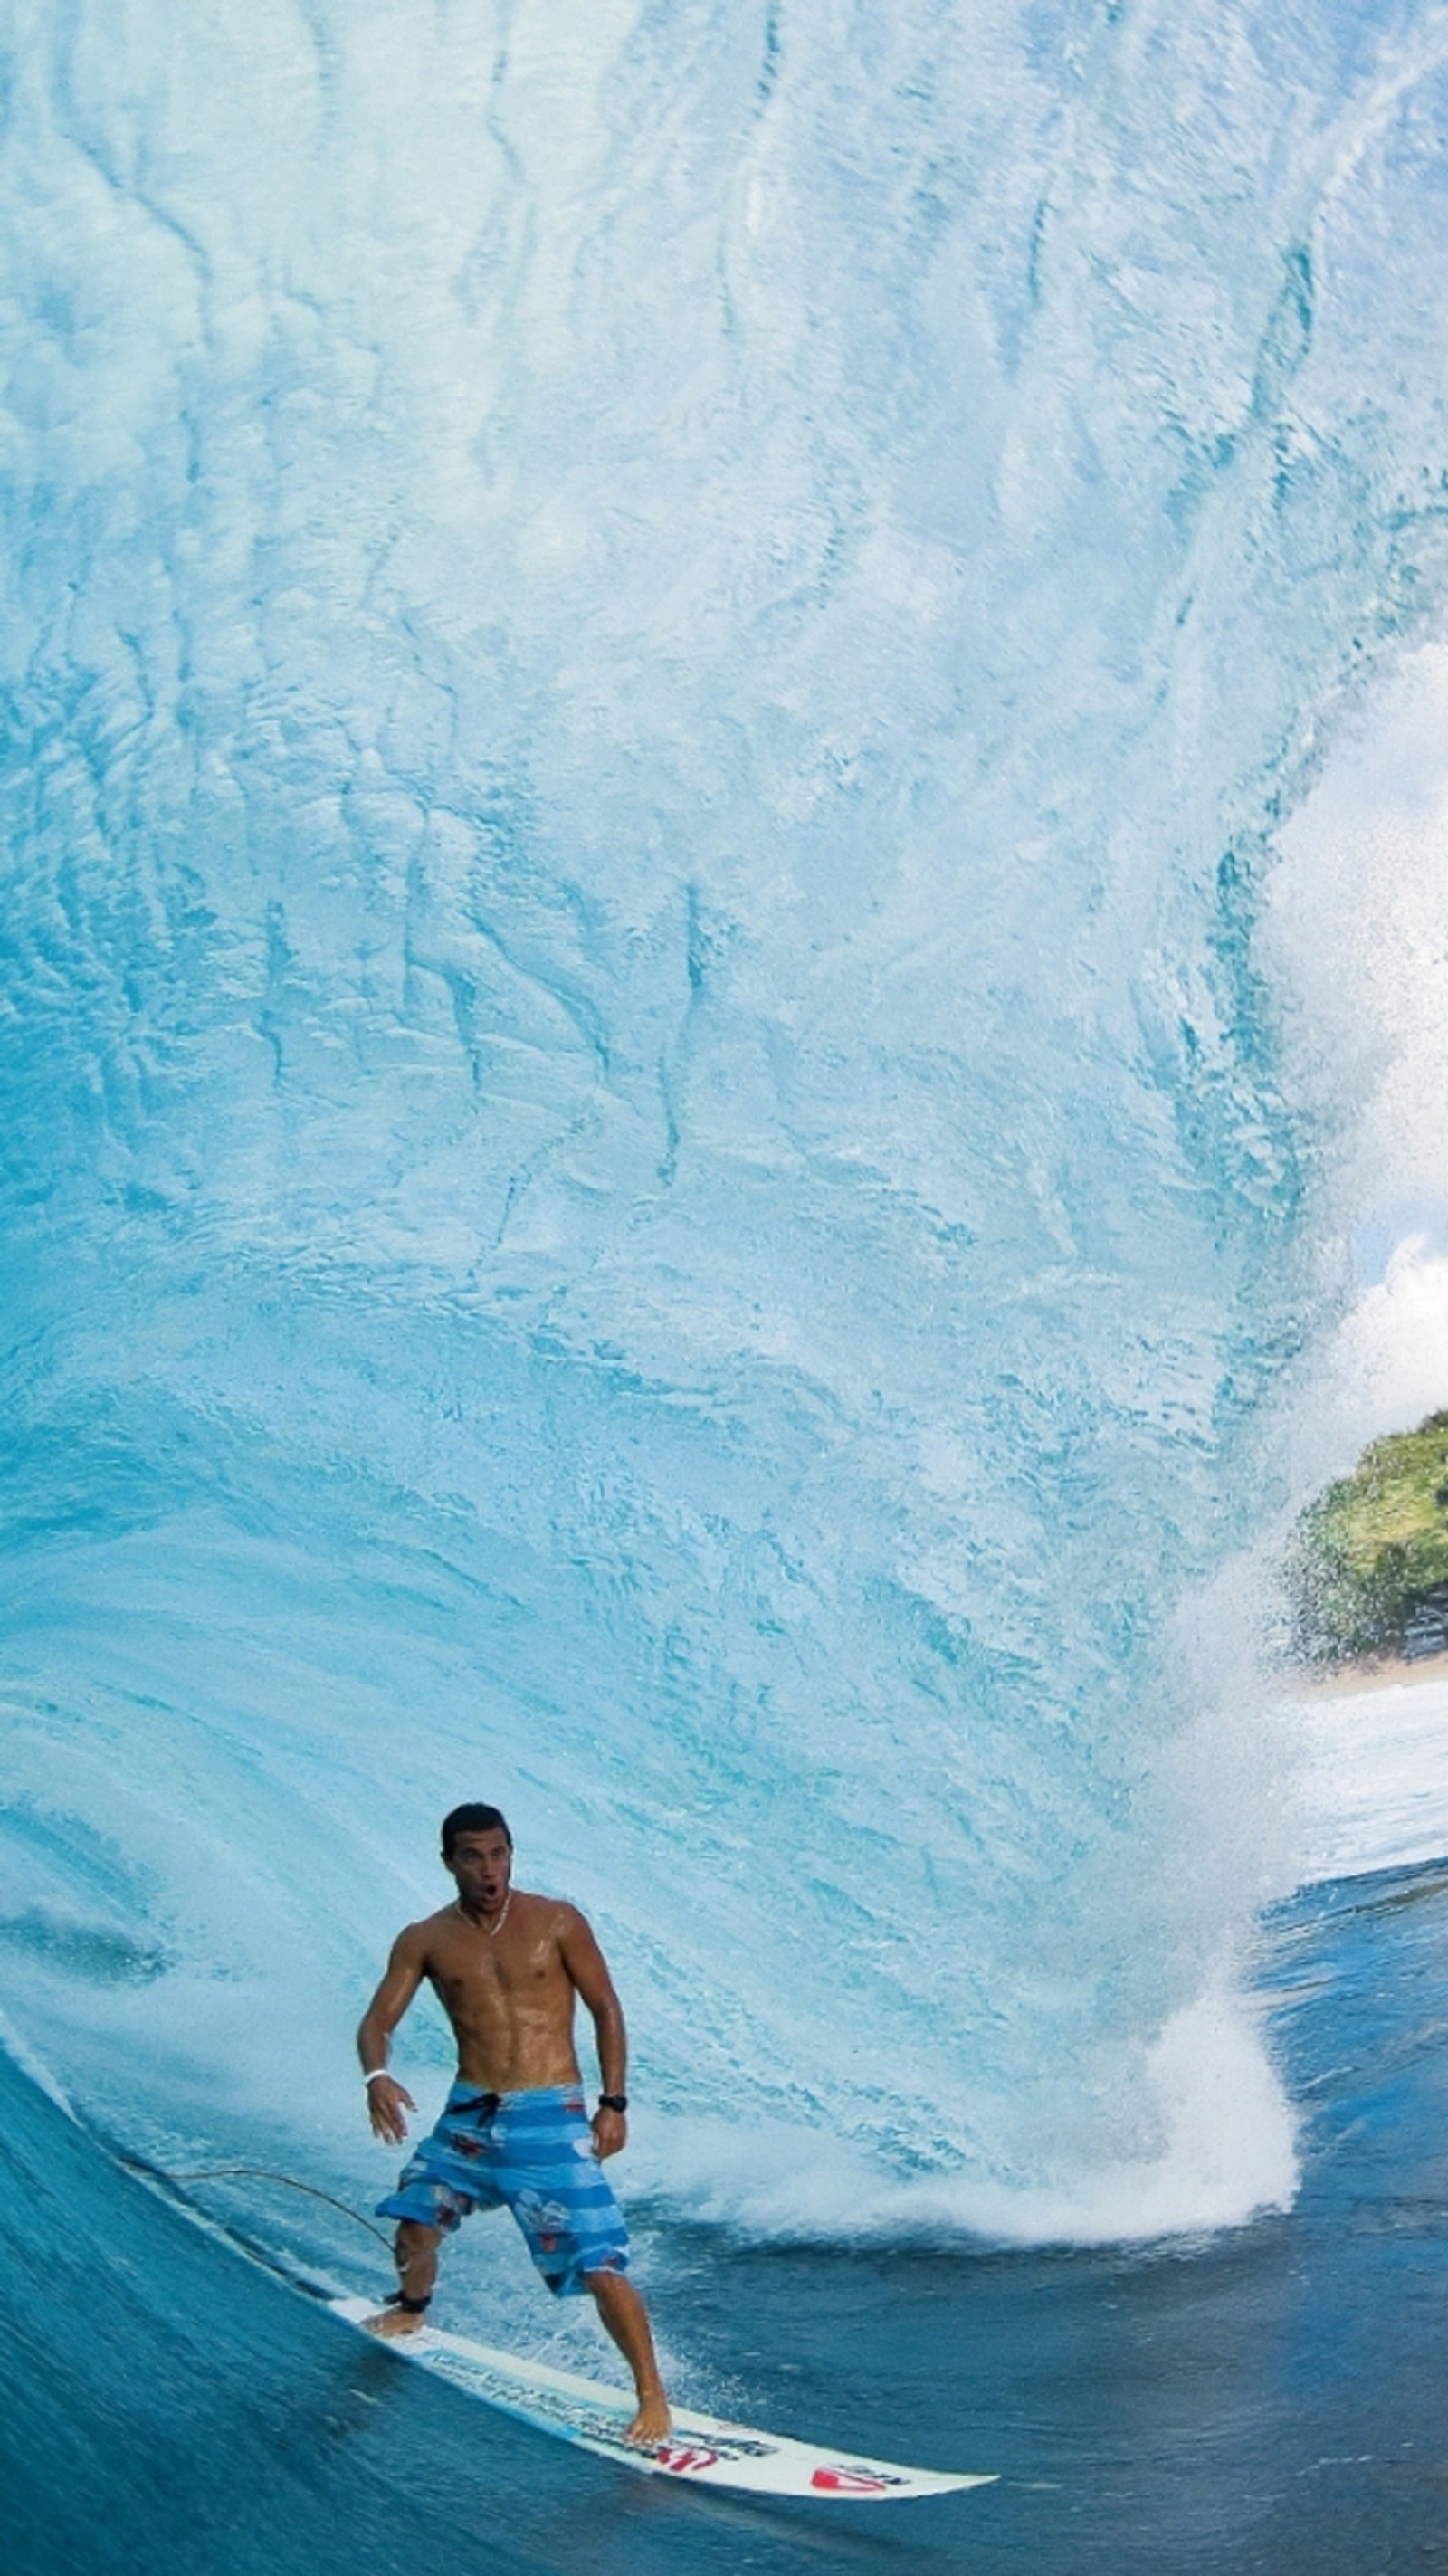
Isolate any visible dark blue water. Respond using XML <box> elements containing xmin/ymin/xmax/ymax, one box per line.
<box><xmin>6</xmin><ymin>1854</ymin><xmax>1447</xmax><ymax>2576</ymax></box>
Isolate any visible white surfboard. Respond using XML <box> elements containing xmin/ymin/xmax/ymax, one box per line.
<box><xmin>327</xmin><ymin>2295</ymin><xmax>994</xmax><ymax>2501</ymax></box>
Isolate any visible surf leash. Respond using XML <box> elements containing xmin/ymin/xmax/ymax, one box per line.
<box><xmin>119</xmin><ymin>2152</ymin><xmax>394</xmax><ymax>2248</ymax></box>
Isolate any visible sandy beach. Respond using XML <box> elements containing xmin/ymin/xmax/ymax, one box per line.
<box><xmin>1295</xmin><ymin>1646</ymin><xmax>1448</xmax><ymax>1698</ymax></box>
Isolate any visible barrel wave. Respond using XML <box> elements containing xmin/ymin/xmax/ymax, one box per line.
<box><xmin>4</xmin><ymin>0</ymin><xmax>1448</xmax><ymax>2260</ymax></box>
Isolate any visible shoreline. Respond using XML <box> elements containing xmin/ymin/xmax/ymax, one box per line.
<box><xmin>1290</xmin><ymin>1646</ymin><xmax>1448</xmax><ymax>1700</ymax></box>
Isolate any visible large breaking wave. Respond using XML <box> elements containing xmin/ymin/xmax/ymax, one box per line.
<box><xmin>5</xmin><ymin>0</ymin><xmax>1448</xmax><ymax>2250</ymax></box>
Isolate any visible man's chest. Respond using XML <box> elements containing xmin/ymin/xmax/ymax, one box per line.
<box><xmin>427</xmin><ymin>1935</ymin><xmax>569</xmax><ymax>2014</ymax></box>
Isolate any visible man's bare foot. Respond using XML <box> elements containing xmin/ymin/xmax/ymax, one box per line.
<box><xmin>623</xmin><ymin>2389</ymin><xmax>672</xmax><ymax>2447</ymax></box>
<box><xmin>362</xmin><ymin>2305</ymin><xmax>429</xmax><ymax>2339</ymax></box>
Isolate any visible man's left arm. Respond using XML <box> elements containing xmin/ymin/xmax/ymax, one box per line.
<box><xmin>559</xmin><ymin>1907</ymin><xmax>629</xmax><ymax>2160</ymax></box>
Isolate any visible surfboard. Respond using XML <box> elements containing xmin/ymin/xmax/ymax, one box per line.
<box><xmin>327</xmin><ymin>2295</ymin><xmax>994</xmax><ymax>2500</ymax></box>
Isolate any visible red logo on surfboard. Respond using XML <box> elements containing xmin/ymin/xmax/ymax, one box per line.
<box><xmin>811</xmin><ymin>2466</ymin><xmax>893</xmax><ymax>2494</ymax></box>
<box><xmin>655</xmin><ymin>2445</ymin><xmax>720</xmax><ymax>2476</ymax></box>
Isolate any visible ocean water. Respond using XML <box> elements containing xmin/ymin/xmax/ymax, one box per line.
<box><xmin>5</xmin><ymin>1</ymin><xmax>1448</xmax><ymax>2568</ymax></box>
<box><xmin>6</xmin><ymin>1854</ymin><xmax>1448</xmax><ymax>2575</ymax></box>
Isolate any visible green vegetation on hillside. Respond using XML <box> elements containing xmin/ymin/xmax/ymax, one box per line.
<box><xmin>1289</xmin><ymin>1410</ymin><xmax>1448</xmax><ymax>1665</ymax></box>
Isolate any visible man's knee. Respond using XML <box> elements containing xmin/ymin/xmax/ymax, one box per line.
<box><xmin>584</xmin><ymin>2265</ymin><xmax>634</xmax><ymax>2306</ymax></box>
<box><xmin>395</xmin><ymin>2218</ymin><xmax>441</xmax><ymax>2256</ymax></box>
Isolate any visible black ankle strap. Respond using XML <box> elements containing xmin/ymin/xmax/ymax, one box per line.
<box><xmin>386</xmin><ymin>2290</ymin><xmax>432</xmax><ymax>2314</ymax></box>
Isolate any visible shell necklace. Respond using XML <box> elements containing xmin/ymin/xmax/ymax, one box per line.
<box><xmin>460</xmin><ymin>1891</ymin><xmax>512</xmax><ymax>1939</ymax></box>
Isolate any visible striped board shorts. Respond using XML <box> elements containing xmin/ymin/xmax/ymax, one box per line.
<box><xmin>376</xmin><ymin>2083</ymin><xmax>631</xmax><ymax>2298</ymax></box>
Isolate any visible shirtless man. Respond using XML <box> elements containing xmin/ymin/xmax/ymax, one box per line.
<box><xmin>357</xmin><ymin>1801</ymin><xmax>670</xmax><ymax>2444</ymax></box>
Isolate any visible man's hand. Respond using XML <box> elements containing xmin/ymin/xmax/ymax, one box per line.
<box><xmin>366</xmin><ymin>2073</ymin><xmax>416</xmax><ymax>2146</ymax></box>
<box><xmin>591</xmin><ymin>2105</ymin><xmax>627</xmax><ymax>2161</ymax></box>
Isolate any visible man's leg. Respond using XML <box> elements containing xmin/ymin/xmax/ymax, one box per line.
<box><xmin>365</xmin><ymin>2218</ymin><xmax>443</xmax><ymax>2337</ymax></box>
<box><xmin>585</xmin><ymin>2269</ymin><xmax>670</xmax><ymax>2445</ymax></box>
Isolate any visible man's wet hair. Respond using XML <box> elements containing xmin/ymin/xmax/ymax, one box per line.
<box><xmin>441</xmin><ymin>1802</ymin><xmax>513</xmax><ymax>1857</ymax></box>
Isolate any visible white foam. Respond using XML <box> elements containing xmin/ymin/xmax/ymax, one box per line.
<box><xmin>1282</xmin><ymin>1668</ymin><xmax>1448</xmax><ymax>1885</ymax></box>
<box><xmin>1253</xmin><ymin>642</ymin><xmax>1448</xmax><ymax>1894</ymax></box>
<box><xmin>1266</xmin><ymin>644</ymin><xmax>1448</xmax><ymax>1487</ymax></box>
<box><xmin>632</xmin><ymin>1979</ymin><xmax>1298</xmax><ymax>2247</ymax></box>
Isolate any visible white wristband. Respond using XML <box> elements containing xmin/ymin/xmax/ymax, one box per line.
<box><xmin>363</xmin><ymin>2069</ymin><xmax>392</xmax><ymax>2085</ymax></box>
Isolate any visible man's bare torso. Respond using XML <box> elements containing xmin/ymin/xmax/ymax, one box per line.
<box><xmin>412</xmin><ymin>1892</ymin><xmax>585</xmax><ymax>2092</ymax></box>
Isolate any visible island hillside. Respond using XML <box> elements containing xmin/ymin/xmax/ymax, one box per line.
<box><xmin>1289</xmin><ymin>1410</ymin><xmax>1448</xmax><ymax>1666</ymax></box>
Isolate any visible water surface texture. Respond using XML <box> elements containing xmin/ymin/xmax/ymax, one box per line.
<box><xmin>5</xmin><ymin>3</ymin><xmax>1448</xmax><ymax>2566</ymax></box>
<box><xmin>7</xmin><ymin>1861</ymin><xmax>1448</xmax><ymax>2576</ymax></box>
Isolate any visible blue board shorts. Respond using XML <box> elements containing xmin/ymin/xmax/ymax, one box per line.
<box><xmin>376</xmin><ymin>2083</ymin><xmax>631</xmax><ymax>2298</ymax></box>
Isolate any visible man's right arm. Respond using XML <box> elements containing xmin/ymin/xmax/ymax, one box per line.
<box><xmin>357</xmin><ymin>1926</ymin><xmax>427</xmax><ymax>2144</ymax></box>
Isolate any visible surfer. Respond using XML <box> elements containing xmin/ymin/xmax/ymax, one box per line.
<box><xmin>357</xmin><ymin>1802</ymin><xmax>671</xmax><ymax>2444</ymax></box>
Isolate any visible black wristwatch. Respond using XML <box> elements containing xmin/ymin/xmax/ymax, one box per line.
<box><xmin>597</xmin><ymin>2093</ymin><xmax>628</xmax><ymax>2114</ymax></box>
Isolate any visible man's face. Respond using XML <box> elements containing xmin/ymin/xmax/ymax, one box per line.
<box><xmin>445</xmin><ymin>1828</ymin><xmax>512</xmax><ymax>1912</ymax></box>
